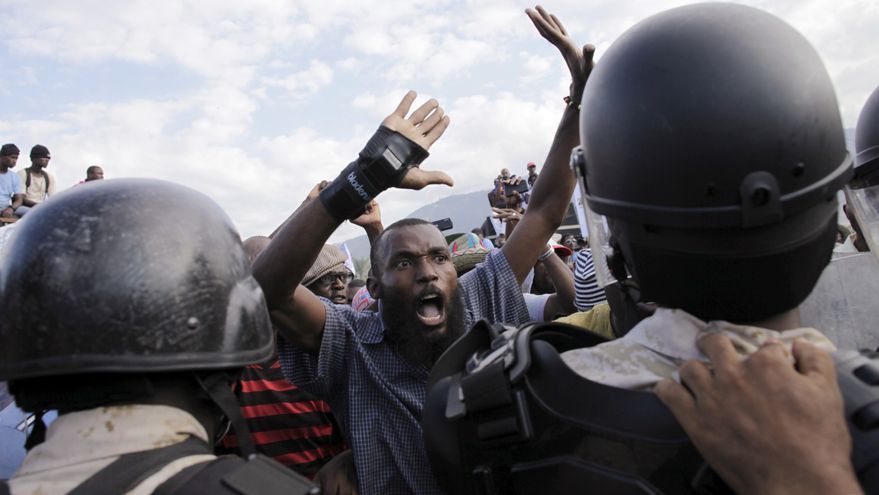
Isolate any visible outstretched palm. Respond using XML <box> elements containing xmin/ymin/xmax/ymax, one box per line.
<box><xmin>381</xmin><ymin>91</ymin><xmax>455</xmax><ymax>190</ymax></box>
<box><xmin>526</xmin><ymin>6</ymin><xmax>595</xmax><ymax>96</ymax></box>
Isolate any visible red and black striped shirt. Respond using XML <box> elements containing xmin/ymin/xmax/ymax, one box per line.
<box><xmin>218</xmin><ymin>358</ymin><xmax>347</xmax><ymax>477</ymax></box>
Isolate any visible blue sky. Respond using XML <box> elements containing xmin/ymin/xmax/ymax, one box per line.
<box><xmin>1</xmin><ymin>0</ymin><xmax>877</xmax><ymax>242</ymax></box>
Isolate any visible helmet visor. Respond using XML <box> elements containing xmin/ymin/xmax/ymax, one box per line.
<box><xmin>571</xmin><ymin>146</ymin><xmax>615</xmax><ymax>288</ymax></box>
<box><xmin>846</xmin><ymin>176</ymin><xmax>879</xmax><ymax>255</ymax></box>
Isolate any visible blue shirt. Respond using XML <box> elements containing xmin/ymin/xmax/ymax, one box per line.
<box><xmin>0</xmin><ymin>171</ymin><xmax>23</xmax><ymax>207</ymax></box>
<box><xmin>278</xmin><ymin>250</ymin><xmax>529</xmax><ymax>494</ymax></box>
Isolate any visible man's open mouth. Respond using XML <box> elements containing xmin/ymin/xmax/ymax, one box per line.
<box><xmin>415</xmin><ymin>293</ymin><xmax>446</xmax><ymax>327</ymax></box>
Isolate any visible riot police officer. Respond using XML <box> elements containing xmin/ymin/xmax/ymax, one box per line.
<box><xmin>0</xmin><ymin>179</ymin><xmax>316</xmax><ymax>494</ymax></box>
<box><xmin>423</xmin><ymin>4</ymin><xmax>879</xmax><ymax>494</ymax></box>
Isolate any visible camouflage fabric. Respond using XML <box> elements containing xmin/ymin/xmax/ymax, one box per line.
<box><xmin>561</xmin><ymin>308</ymin><xmax>836</xmax><ymax>390</ymax></box>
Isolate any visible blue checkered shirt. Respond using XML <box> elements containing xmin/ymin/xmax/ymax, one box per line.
<box><xmin>278</xmin><ymin>250</ymin><xmax>529</xmax><ymax>494</ymax></box>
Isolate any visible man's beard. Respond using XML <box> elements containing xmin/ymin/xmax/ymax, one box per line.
<box><xmin>383</xmin><ymin>287</ymin><xmax>467</xmax><ymax>369</ymax></box>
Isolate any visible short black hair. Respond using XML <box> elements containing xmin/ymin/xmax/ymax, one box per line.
<box><xmin>86</xmin><ymin>165</ymin><xmax>102</xmax><ymax>175</ymax></box>
<box><xmin>370</xmin><ymin>218</ymin><xmax>434</xmax><ymax>277</ymax></box>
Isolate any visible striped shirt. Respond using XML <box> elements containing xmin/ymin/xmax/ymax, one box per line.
<box><xmin>574</xmin><ymin>248</ymin><xmax>606</xmax><ymax>311</ymax></box>
<box><xmin>278</xmin><ymin>249</ymin><xmax>530</xmax><ymax>494</ymax></box>
<box><xmin>217</xmin><ymin>358</ymin><xmax>347</xmax><ymax>477</ymax></box>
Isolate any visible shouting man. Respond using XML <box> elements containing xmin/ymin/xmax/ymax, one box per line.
<box><xmin>253</xmin><ymin>8</ymin><xmax>592</xmax><ymax>493</ymax></box>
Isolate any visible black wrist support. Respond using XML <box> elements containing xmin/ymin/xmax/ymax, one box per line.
<box><xmin>319</xmin><ymin>126</ymin><xmax>429</xmax><ymax>222</ymax></box>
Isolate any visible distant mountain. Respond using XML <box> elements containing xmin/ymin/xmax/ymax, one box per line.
<box><xmin>338</xmin><ymin>190</ymin><xmax>495</xmax><ymax>260</ymax></box>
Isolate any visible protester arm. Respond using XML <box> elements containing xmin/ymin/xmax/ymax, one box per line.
<box><xmin>2</xmin><ymin>193</ymin><xmax>22</xmax><ymax>217</ymax></box>
<box><xmin>541</xmin><ymin>252</ymin><xmax>576</xmax><ymax>318</ymax></box>
<box><xmin>502</xmin><ymin>7</ymin><xmax>594</xmax><ymax>284</ymax></box>
<box><xmin>352</xmin><ymin>200</ymin><xmax>384</xmax><ymax>245</ymax></box>
<box><xmin>492</xmin><ymin>207</ymin><xmax>523</xmax><ymax>241</ymax></box>
<box><xmin>253</xmin><ymin>92</ymin><xmax>452</xmax><ymax>352</ymax></box>
<box><xmin>269</xmin><ymin>181</ymin><xmax>328</xmax><ymax>240</ymax></box>
<box><xmin>655</xmin><ymin>334</ymin><xmax>862</xmax><ymax>495</ymax></box>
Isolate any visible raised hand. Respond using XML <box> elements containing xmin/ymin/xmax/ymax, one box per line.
<box><xmin>381</xmin><ymin>91</ymin><xmax>451</xmax><ymax>151</ymax></box>
<box><xmin>351</xmin><ymin>200</ymin><xmax>381</xmax><ymax>227</ymax></box>
<box><xmin>381</xmin><ymin>91</ymin><xmax>454</xmax><ymax>190</ymax></box>
<box><xmin>492</xmin><ymin>207</ymin><xmax>523</xmax><ymax>222</ymax></box>
<box><xmin>306</xmin><ymin>181</ymin><xmax>330</xmax><ymax>201</ymax></box>
<box><xmin>526</xmin><ymin>6</ymin><xmax>595</xmax><ymax>96</ymax></box>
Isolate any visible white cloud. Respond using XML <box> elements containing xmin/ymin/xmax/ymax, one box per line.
<box><xmin>260</xmin><ymin>60</ymin><xmax>334</xmax><ymax>97</ymax></box>
<box><xmin>352</xmin><ymin>93</ymin><xmax>377</xmax><ymax>109</ymax></box>
<box><xmin>1</xmin><ymin>0</ymin><xmax>877</xmax><ymax>243</ymax></box>
<box><xmin>520</xmin><ymin>51</ymin><xmax>553</xmax><ymax>81</ymax></box>
<box><xmin>336</xmin><ymin>57</ymin><xmax>362</xmax><ymax>71</ymax></box>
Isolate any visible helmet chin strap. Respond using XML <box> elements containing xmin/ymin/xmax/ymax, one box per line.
<box><xmin>603</xmin><ymin>243</ymin><xmax>648</xmax><ymax>337</ymax></box>
<box><xmin>24</xmin><ymin>411</ymin><xmax>47</xmax><ymax>451</ymax></box>
<box><xmin>193</xmin><ymin>371</ymin><xmax>255</xmax><ymax>458</ymax></box>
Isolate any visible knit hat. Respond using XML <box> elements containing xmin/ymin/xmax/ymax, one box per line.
<box><xmin>449</xmin><ymin>233</ymin><xmax>491</xmax><ymax>275</ymax></box>
<box><xmin>303</xmin><ymin>244</ymin><xmax>348</xmax><ymax>287</ymax></box>
<box><xmin>0</xmin><ymin>144</ymin><xmax>19</xmax><ymax>156</ymax></box>
<box><xmin>30</xmin><ymin>145</ymin><xmax>50</xmax><ymax>159</ymax></box>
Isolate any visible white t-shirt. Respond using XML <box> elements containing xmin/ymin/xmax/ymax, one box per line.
<box><xmin>17</xmin><ymin>168</ymin><xmax>56</xmax><ymax>203</ymax></box>
<box><xmin>523</xmin><ymin>293</ymin><xmax>551</xmax><ymax>322</ymax></box>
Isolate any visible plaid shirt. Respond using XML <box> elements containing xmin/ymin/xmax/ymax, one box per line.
<box><xmin>278</xmin><ymin>250</ymin><xmax>529</xmax><ymax>494</ymax></box>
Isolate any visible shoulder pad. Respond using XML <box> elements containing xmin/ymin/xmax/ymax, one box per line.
<box><xmin>834</xmin><ymin>350</ymin><xmax>879</xmax><ymax>492</ymax></box>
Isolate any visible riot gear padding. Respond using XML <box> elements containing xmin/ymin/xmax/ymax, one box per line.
<box><xmin>424</xmin><ymin>321</ymin><xmax>732</xmax><ymax>494</ymax></box>
<box><xmin>0</xmin><ymin>178</ymin><xmax>274</xmax><ymax>381</ymax></box>
<box><xmin>576</xmin><ymin>3</ymin><xmax>852</xmax><ymax>321</ymax></box>
<box><xmin>425</xmin><ymin>321</ymin><xmax>879</xmax><ymax>495</ymax></box>
<box><xmin>831</xmin><ymin>350</ymin><xmax>879</xmax><ymax>493</ymax></box>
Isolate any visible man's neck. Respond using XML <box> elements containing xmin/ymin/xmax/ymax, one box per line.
<box><xmin>744</xmin><ymin>308</ymin><xmax>801</xmax><ymax>331</ymax></box>
<box><xmin>29</xmin><ymin>166</ymin><xmax>43</xmax><ymax>175</ymax></box>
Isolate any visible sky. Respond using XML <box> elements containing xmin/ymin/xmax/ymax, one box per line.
<box><xmin>1</xmin><ymin>0</ymin><xmax>877</xmax><ymax>243</ymax></box>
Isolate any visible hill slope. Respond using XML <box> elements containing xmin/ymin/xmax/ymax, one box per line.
<box><xmin>339</xmin><ymin>189</ymin><xmax>494</xmax><ymax>259</ymax></box>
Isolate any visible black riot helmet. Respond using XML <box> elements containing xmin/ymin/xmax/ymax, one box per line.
<box><xmin>575</xmin><ymin>2</ymin><xmax>852</xmax><ymax>322</ymax></box>
<box><xmin>845</xmin><ymin>85</ymin><xmax>879</xmax><ymax>254</ymax></box>
<box><xmin>855</xmin><ymin>85</ymin><xmax>879</xmax><ymax>174</ymax></box>
<box><xmin>0</xmin><ymin>178</ymin><xmax>274</xmax><ymax>381</ymax></box>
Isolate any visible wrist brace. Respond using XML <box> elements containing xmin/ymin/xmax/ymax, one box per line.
<box><xmin>319</xmin><ymin>126</ymin><xmax>429</xmax><ymax>222</ymax></box>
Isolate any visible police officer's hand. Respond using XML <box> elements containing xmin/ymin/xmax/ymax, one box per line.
<box><xmin>525</xmin><ymin>6</ymin><xmax>595</xmax><ymax>95</ymax></box>
<box><xmin>656</xmin><ymin>334</ymin><xmax>862</xmax><ymax>495</ymax></box>
<box><xmin>381</xmin><ymin>91</ymin><xmax>454</xmax><ymax>191</ymax></box>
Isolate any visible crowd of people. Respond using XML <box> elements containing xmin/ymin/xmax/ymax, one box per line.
<box><xmin>0</xmin><ymin>143</ymin><xmax>104</xmax><ymax>224</ymax></box>
<box><xmin>2</xmin><ymin>3</ymin><xmax>879</xmax><ymax>495</ymax></box>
